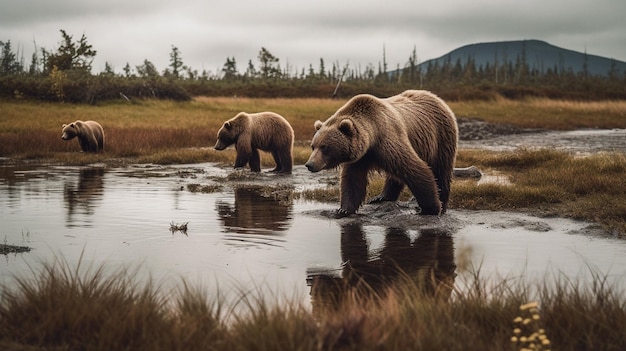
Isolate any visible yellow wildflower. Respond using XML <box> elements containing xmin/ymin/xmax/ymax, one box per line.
<box><xmin>520</xmin><ymin>301</ymin><xmax>539</xmax><ymax>310</ymax></box>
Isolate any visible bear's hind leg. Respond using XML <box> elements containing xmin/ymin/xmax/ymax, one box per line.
<box><xmin>278</xmin><ymin>148</ymin><xmax>293</xmax><ymax>173</ymax></box>
<box><xmin>248</xmin><ymin>149</ymin><xmax>261</xmax><ymax>172</ymax></box>
<box><xmin>435</xmin><ymin>171</ymin><xmax>452</xmax><ymax>213</ymax></box>
<box><xmin>269</xmin><ymin>150</ymin><xmax>283</xmax><ymax>172</ymax></box>
<box><xmin>369</xmin><ymin>176</ymin><xmax>404</xmax><ymax>203</ymax></box>
<box><xmin>398</xmin><ymin>160</ymin><xmax>442</xmax><ymax>215</ymax></box>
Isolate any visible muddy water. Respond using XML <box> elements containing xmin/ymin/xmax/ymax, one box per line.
<box><xmin>2</xmin><ymin>159</ymin><xmax>625</xmax><ymax>305</ymax></box>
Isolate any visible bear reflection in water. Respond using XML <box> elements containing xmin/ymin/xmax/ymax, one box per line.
<box><xmin>216</xmin><ymin>187</ymin><xmax>292</xmax><ymax>235</ymax></box>
<box><xmin>63</xmin><ymin>167</ymin><xmax>105</xmax><ymax>226</ymax></box>
<box><xmin>307</xmin><ymin>222</ymin><xmax>456</xmax><ymax>312</ymax></box>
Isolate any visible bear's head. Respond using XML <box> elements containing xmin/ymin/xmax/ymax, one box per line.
<box><xmin>305</xmin><ymin>117</ymin><xmax>366</xmax><ymax>172</ymax></box>
<box><xmin>214</xmin><ymin>113</ymin><xmax>248</xmax><ymax>150</ymax></box>
<box><xmin>61</xmin><ymin>122</ymin><xmax>80</xmax><ymax>140</ymax></box>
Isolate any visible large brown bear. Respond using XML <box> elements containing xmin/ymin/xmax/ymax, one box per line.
<box><xmin>61</xmin><ymin>120</ymin><xmax>105</xmax><ymax>153</ymax></box>
<box><xmin>214</xmin><ymin>112</ymin><xmax>294</xmax><ymax>173</ymax></box>
<box><xmin>305</xmin><ymin>90</ymin><xmax>458</xmax><ymax>216</ymax></box>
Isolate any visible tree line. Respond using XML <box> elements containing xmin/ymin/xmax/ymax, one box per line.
<box><xmin>1</xmin><ymin>30</ymin><xmax>625</xmax><ymax>103</ymax></box>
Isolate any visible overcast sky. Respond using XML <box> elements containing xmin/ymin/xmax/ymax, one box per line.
<box><xmin>1</xmin><ymin>0</ymin><xmax>625</xmax><ymax>76</ymax></box>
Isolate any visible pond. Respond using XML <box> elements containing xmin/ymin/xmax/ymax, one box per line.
<box><xmin>2</xmin><ymin>158</ymin><xmax>625</xmax><ymax>306</ymax></box>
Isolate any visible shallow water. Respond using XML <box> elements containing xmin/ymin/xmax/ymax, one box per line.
<box><xmin>2</xmin><ymin>160</ymin><xmax>625</xmax><ymax>305</ymax></box>
<box><xmin>462</xmin><ymin>128</ymin><xmax>626</xmax><ymax>153</ymax></box>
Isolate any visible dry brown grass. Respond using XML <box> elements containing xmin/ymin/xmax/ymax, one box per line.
<box><xmin>453</xmin><ymin>149</ymin><xmax>626</xmax><ymax>236</ymax></box>
<box><xmin>0</xmin><ymin>97</ymin><xmax>344</xmax><ymax>164</ymax></box>
<box><xmin>1</xmin><ymin>256</ymin><xmax>624</xmax><ymax>351</ymax></box>
<box><xmin>3</xmin><ymin>96</ymin><xmax>625</xmax><ymax>164</ymax></box>
<box><xmin>450</xmin><ymin>97</ymin><xmax>626</xmax><ymax>130</ymax></box>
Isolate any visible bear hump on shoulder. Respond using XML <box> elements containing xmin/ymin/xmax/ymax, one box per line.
<box><xmin>233</xmin><ymin>112</ymin><xmax>251</xmax><ymax>125</ymax></box>
<box><xmin>346</xmin><ymin>94</ymin><xmax>381</xmax><ymax>115</ymax></box>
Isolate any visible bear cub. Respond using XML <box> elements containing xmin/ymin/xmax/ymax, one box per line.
<box><xmin>61</xmin><ymin>120</ymin><xmax>105</xmax><ymax>153</ymax></box>
<box><xmin>305</xmin><ymin>90</ymin><xmax>458</xmax><ymax>216</ymax></box>
<box><xmin>215</xmin><ymin>112</ymin><xmax>294</xmax><ymax>174</ymax></box>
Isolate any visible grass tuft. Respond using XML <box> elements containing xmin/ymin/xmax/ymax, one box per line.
<box><xmin>453</xmin><ymin>150</ymin><xmax>626</xmax><ymax>236</ymax></box>
<box><xmin>187</xmin><ymin>183</ymin><xmax>222</xmax><ymax>193</ymax></box>
<box><xmin>1</xmin><ymin>257</ymin><xmax>625</xmax><ymax>350</ymax></box>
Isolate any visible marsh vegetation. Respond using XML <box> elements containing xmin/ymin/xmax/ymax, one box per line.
<box><xmin>1</xmin><ymin>256</ymin><xmax>624</xmax><ymax>350</ymax></box>
<box><xmin>2</xmin><ymin>96</ymin><xmax>626</xmax><ymax>350</ymax></box>
<box><xmin>2</xmin><ymin>97</ymin><xmax>625</xmax><ymax>235</ymax></box>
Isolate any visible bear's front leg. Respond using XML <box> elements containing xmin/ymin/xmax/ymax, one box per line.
<box><xmin>338</xmin><ymin>163</ymin><xmax>369</xmax><ymax>216</ymax></box>
<box><xmin>234</xmin><ymin>146</ymin><xmax>250</xmax><ymax>170</ymax></box>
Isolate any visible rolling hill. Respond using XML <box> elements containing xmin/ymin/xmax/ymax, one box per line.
<box><xmin>417</xmin><ymin>39</ymin><xmax>626</xmax><ymax>77</ymax></box>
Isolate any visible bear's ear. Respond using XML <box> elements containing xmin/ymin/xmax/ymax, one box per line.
<box><xmin>314</xmin><ymin>120</ymin><xmax>323</xmax><ymax>131</ymax></box>
<box><xmin>338</xmin><ymin>119</ymin><xmax>355</xmax><ymax>137</ymax></box>
<box><xmin>62</xmin><ymin>124</ymin><xmax>67</xmax><ymax>128</ymax></box>
<box><xmin>224</xmin><ymin>121</ymin><xmax>232</xmax><ymax>130</ymax></box>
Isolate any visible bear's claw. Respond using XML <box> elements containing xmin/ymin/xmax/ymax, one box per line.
<box><xmin>367</xmin><ymin>195</ymin><xmax>391</xmax><ymax>204</ymax></box>
<box><xmin>418</xmin><ymin>206</ymin><xmax>442</xmax><ymax>216</ymax></box>
<box><xmin>333</xmin><ymin>208</ymin><xmax>355</xmax><ymax>218</ymax></box>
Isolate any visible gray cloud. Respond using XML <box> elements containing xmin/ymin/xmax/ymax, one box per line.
<box><xmin>1</xmin><ymin>0</ymin><xmax>624</xmax><ymax>74</ymax></box>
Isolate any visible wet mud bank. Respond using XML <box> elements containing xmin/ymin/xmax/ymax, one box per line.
<box><xmin>457</xmin><ymin>117</ymin><xmax>626</xmax><ymax>153</ymax></box>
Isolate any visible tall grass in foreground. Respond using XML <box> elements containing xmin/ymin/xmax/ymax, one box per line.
<box><xmin>1</xmin><ymin>258</ymin><xmax>625</xmax><ymax>351</ymax></box>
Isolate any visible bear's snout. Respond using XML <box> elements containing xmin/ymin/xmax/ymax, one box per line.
<box><xmin>305</xmin><ymin>150</ymin><xmax>326</xmax><ymax>172</ymax></box>
<box><xmin>214</xmin><ymin>141</ymin><xmax>226</xmax><ymax>150</ymax></box>
<box><xmin>305</xmin><ymin>159</ymin><xmax>324</xmax><ymax>173</ymax></box>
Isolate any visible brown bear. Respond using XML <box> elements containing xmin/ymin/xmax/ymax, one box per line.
<box><xmin>214</xmin><ymin>112</ymin><xmax>294</xmax><ymax>173</ymax></box>
<box><xmin>61</xmin><ymin>120</ymin><xmax>105</xmax><ymax>153</ymax></box>
<box><xmin>305</xmin><ymin>90</ymin><xmax>458</xmax><ymax>216</ymax></box>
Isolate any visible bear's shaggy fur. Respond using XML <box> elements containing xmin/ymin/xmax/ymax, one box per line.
<box><xmin>61</xmin><ymin>120</ymin><xmax>105</xmax><ymax>153</ymax></box>
<box><xmin>214</xmin><ymin>112</ymin><xmax>294</xmax><ymax>173</ymax></box>
<box><xmin>305</xmin><ymin>90</ymin><xmax>458</xmax><ymax>216</ymax></box>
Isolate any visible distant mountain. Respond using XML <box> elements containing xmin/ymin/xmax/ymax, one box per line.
<box><xmin>417</xmin><ymin>39</ymin><xmax>626</xmax><ymax>77</ymax></box>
